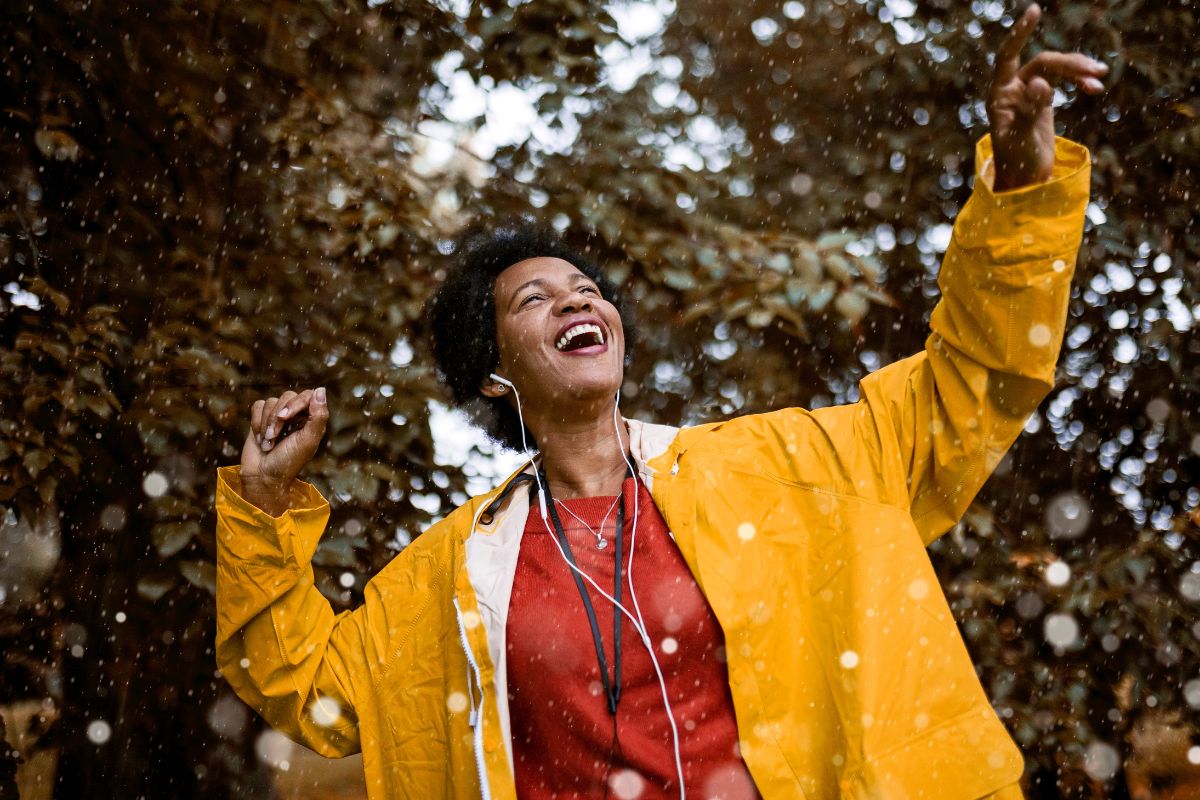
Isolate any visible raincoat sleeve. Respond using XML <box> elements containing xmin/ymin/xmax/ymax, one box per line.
<box><xmin>214</xmin><ymin>465</ymin><xmax>364</xmax><ymax>756</ymax></box>
<box><xmin>860</xmin><ymin>135</ymin><xmax>1091</xmax><ymax>543</ymax></box>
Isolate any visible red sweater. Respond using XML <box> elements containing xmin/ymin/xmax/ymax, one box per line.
<box><xmin>506</xmin><ymin>477</ymin><xmax>760</xmax><ymax>799</ymax></box>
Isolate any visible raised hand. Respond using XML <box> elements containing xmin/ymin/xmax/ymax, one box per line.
<box><xmin>987</xmin><ymin>4</ymin><xmax>1107</xmax><ymax>192</ymax></box>
<box><xmin>240</xmin><ymin>387</ymin><xmax>329</xmax><ymax>515</ymax></box>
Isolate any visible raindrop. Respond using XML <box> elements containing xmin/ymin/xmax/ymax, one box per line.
<box><xmin>661</xmin><ymin>637</ymin><xmax>678</xmax><ymax>655</ymax></box>
<box><xmin>255</xmin><ymin>729</ymin><xmax>294</xmax><ymax>768</ymax></box>
<box><xmin>737</xmin><ymin>522</ymin><xmax>756</xmax><ymax>541</ymax></box>
<box><xmin>207</xmin><ymin>695</ymin><xmax>249</xmax><ymax>737</ymax></box>
<box><xmin>446</xmin><ymin>692</ymin><xmax>469</xmax><ymax>714</ymax></box>
<box><xmin>1179</xmin><ymin>570</ymin><xmax>1200</xmax><ymax>602</ymax></box>
<box><xmin>339</xmin><ymin>572</ymin><xmax>355</xmax><ymax>589</ymax></box>
<box><xmin>1044</xmin><ymin>613</ymin><xmax>1079</xmax><ymax>649</ymax></box>
<box><xmin>309</xmin><ymin>696</ymin><xmax>342</xmax><ymax>727</ymax></box>
<box><xmin>609</xmin><ymin>768</ymin><xmax>646</xmax><ymax>800</ymax></box>
<box><xmin>1044</xmin><ymin>561</ymin><xmax>1071</xmax><ymax>587</ymax></box>
<box><xmin>1184</xmin><ymin>678</ymin><xmax>1200</xmax><ymax>709</ymax></box>
<box><xmin>142</xmin><ymin>471</ymin><xmax>169</xmax><ymax>498</ymax></box>
<box><xmin>1044</xmin><ymin>492</ymin><xmax>1091</xmax><ymax>539</ymax></box>
<box><xmin>327</xmin><ymin>185</ymin><xmax>348</xmax><ymax>209</ymax></box>
<box><xmin>1145</xmin><ymin>398</ymin><xmax>1171</xmax><ymax>423</ymax></box>
<box><xmin>99</xmin><ymin>504</ymin><xmax>127</xmax><ymax>531</ymax></box>
<box><xmin>839</xmin><ymin>650</ymin><xmax>859</xmax><ymax>669</ymax></box>
<box><xmin>1156</xmin><ymin>642</ymin><xmax>1181</xmax><ymax>666</ymax></box>
<box><xmin>1189</xmin><ymin>746</ymin><xmax>1200</xmax><ymax>765</ymax></box>
<box><xmin>1083</xmin><ymin>741</ymin><xmax>1120</xmax><ymax>781</ymax></box>
<box><xmin>1015</xmin><ymin>592</ymin><xmax>1044</xmax><ymax>619</ymax></box>
<box><xmin>86</xmin><ymin>719</ymin><xmax>112</xmax><ymax>745</ymax></box>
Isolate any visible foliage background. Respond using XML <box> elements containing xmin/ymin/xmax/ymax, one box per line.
<box><xmin>1</xmin><ymin>0</ymin><xmax>1198</xmax><ymax>797</ymax></box>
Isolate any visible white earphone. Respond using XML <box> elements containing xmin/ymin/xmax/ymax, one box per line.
<box><xmin>481</xmin><ymin>372</ymin><xmax>686</xmax><ymax>797</ymax></box>
<box><xmin>488</xmin><ymin>373</ymin><xmax>548</xmax><ymax>520</ymax></box>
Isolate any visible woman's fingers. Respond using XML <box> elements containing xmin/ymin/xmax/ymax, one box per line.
<box><xmin>1024</xmin><ymin>76</ymin><xmax>1054</xmax><ymax>116</ymax></box>
<box><xmin>993</xmin><ymin>4</ymin><xmax>1041</xmax><ymax>86</ymax></box>
<box><xmin>1018</xmin><ymin>51</ymin><xmax>1107</xmax><ymax>91</ymax></box>
<box><xmin>261</xmin><ymin>391</ymin><xmax>297</xmax><ymax>451</ymax></box>
<box><xmin>307</xmin><ymin>387</ymin><xmax>330</xmax><ymax>429</ymax></box>
<box><xmin>251</xmin><ymin>399</ymin><xmax>267</xmax><ymax>444</ymax></box>
<box><xmin>275</xmin><ymin>389</ymin><xmax>314</xmax><ymax>426</ymax></box>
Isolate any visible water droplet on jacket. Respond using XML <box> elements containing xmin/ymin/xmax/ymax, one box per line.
<box><xmin>446</xmin><ymin>692</ymin><xmax>468</xmax><ymax>714</ymax></box>
<box><xmin>310</xmin><ymin>696</ymin><xmax>342</xmax><ymax>726</ymax></box>
<box><xmin>1028</xmin><ymin>323</ymin><xmax>1052</xmax><ymax>347</ymax></box>
<box><xmin>609</xmin><ymin>768</ymin><xmax>645</xmax><ymax>799</ymax></box>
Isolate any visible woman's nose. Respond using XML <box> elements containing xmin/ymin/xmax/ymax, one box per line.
<box><xmin>556</xmin><ymin>290</ymin><xmax>593</xmax><ymax>314</ymax></box>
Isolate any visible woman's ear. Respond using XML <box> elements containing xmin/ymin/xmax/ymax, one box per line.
<box><xmin>480</xmin><ymin>377</ymin><xmax>508</xmax><ymax>398</ymax></box>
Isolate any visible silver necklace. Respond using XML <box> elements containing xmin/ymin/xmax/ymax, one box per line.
<box><xmin>554</xmin><ymin>494</ymin><xmax>620</xmax><ymax>550</ymax></box>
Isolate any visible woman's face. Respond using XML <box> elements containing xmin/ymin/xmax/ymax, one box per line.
<box><xmin>488</xmin><ymin>257</ymin><xmax>625</xmax><ymax>412</ymax></box>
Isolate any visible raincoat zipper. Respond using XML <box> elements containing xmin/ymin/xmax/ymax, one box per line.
<box><xmin>454</xmin><ymin>597</ymin><xmax>492</xmax><ymax>800</ymax></box>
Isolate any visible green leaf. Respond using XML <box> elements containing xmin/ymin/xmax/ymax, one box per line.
<box><xmin>178</xmin><ymin>560</ymin><xmax>217</xmax><ymax>595</ymax></box>
<box><xmin>661</xmin><ymin>268</ymin><xmax>697</xmax><ymax>291</ymax></box>
<box><xmin>23</xmin><ymin>449</ymin><xmax>54</xmax><ymax>478</ymax></box>
<box><xmin>137</xmin><ymin>572</ymin><xmax>178</xmax><ymax>602</ymax></box>
<box><xmin>153</xmin><ymin>520</ymin><xmax>199</xmax><ymax>558</ymax></box>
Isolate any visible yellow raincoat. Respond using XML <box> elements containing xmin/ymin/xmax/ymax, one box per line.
<box><xmin>215</xmin><ymin>135</ymin><xmax>1090</xmax><ymax>799</ymax></box>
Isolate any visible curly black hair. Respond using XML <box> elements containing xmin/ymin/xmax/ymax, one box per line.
<box><xmin>424</xmin><ymin>216</ymin><xmax>636</xmax><ymax>452</ymax></box>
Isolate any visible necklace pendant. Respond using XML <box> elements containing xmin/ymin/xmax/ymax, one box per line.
<box><xmin>595</xmin><ymin>537</ymin><xmax>608</xmax><ymax>550</ymax></box>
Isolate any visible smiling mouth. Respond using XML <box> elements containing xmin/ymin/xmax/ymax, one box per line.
<box><xmin>555</xmin><ymin>322</ymin><xmax>606</xmax><ymax>352</ymax></box>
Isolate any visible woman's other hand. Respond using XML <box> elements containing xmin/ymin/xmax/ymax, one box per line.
<box><xmin>240</xmin><ymin>387</ymin><xmax>330</xmax><ymax>515</ymax></box>
<box><xmin>987</xmin><ymin>3</ymin><xmax>1107</xmax><ymax>192</ymax></box>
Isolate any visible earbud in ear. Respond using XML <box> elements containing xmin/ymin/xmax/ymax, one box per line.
<box><xmin>489</xmin><ymin>373</ymin><xmax>514</xmax><ymax>391</ymax></box>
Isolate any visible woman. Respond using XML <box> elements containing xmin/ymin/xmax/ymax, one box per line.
<box><xmin>215</xmin><ymin>7</ymin><xmax>1106</xmax><ymax>798</ymax></box>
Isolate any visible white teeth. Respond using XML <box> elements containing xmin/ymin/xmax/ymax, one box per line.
<box><xmin>556</xmin><ymin>323</ymin><xmax>605</xmax><ymax>351</ymax></box>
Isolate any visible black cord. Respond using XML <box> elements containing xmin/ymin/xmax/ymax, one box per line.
<box><xmin>536</xmin><ymin>467</ymin><xmax>630</xmax><ymax>716</ymax></box>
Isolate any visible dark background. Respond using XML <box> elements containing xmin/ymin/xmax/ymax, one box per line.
<box><xmin>1</xmin><ymin>1</ymin><xmax>1197</xmax><ymax>797</ymax></box>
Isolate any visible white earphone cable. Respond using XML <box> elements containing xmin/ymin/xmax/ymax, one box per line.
<box><xmin>614</xmin><ymin>392</ymin><xmax>686</xmax><ymax>800</ymax></box>
<box><xmin>490</xmin><ymin>373</ymin><xmax>686</xmax><ymax>798</ymax></box>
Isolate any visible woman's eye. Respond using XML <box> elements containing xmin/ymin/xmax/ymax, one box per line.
<box><xmin>520</xmin><ymin>294</ymin><xmax>543</xmax><ymax>307</ymax></box>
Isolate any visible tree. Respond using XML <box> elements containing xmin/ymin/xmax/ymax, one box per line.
<box><xmin>0</xmin><ymin>1</ymin><xmax>1196</xmax><ymax>796</ymax></box>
